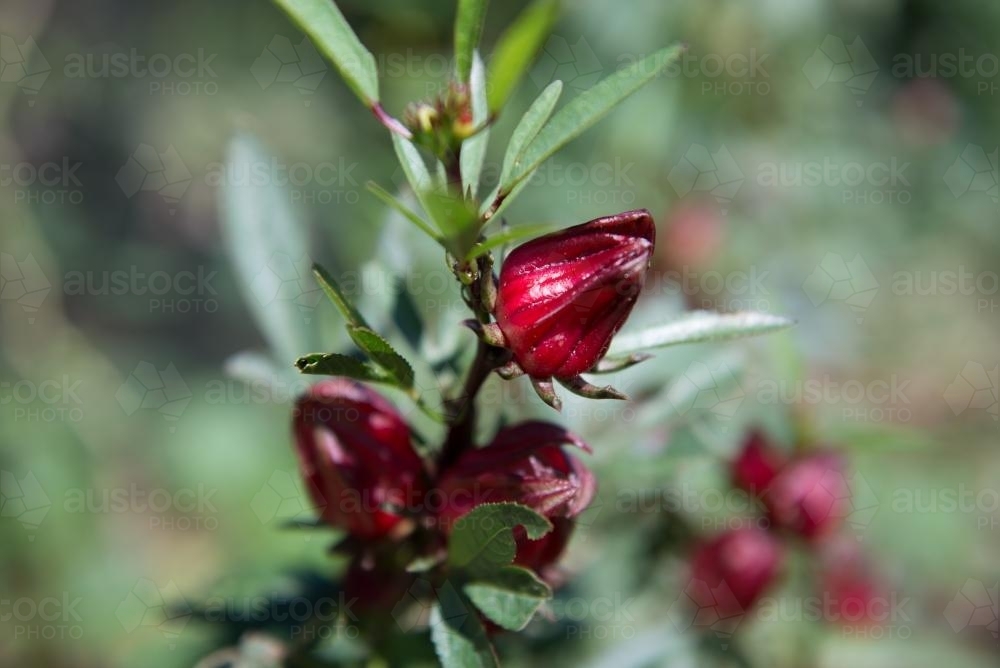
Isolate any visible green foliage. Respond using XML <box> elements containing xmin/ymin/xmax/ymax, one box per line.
<box><xmin>486</xmin><ymin>0</ymin><xmax>560</xmax><ymax>114</ymax></box>
<box><xmin>460</xmin><ymin>52</ymin><xmax>491</xmax><ymax>198</ymax></box>
<box><xmin>609</xmin><ymin>310</ymin><xmax>796</xmax><ymax>357</ymax></box>
<box><xmin>272</xmin><ymin>0</ymin><xmax>379</xmax><ymax>105</ymax></box>
<box><xmin>504</xmin><ymin>44</ymin><xmax>686</xmax><ymax>192</ymax></box>
<box><xmin>431</xmin><ymin>582</ymin><xmax>499</xmax><ymax>668</ymax></box>
<box><xmin>463</xmin><ymin>566</ymin><xmax>552</xmax><ymax>631</ymax></box>
<box><xmin>499</xmin><ymin>80</ymin><xmax>563</xmax><ymax>189</ymax></box>
<box><xmin>454</xmin><ymin>0</ymin><xmax>489</xmax><ymax>84</ymax></box>
<box><xmin>448</xmin><ymin>502</ymin><xmax>553</xmax><ymax>576</ymax></box>
<box><xmin>219</xmin><ymin>134</ymin><xmax>319</xmax><ymax>368</ymax></box>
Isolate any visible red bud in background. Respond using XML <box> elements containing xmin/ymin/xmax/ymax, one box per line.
<box><xmin>731</xmin><ymin>429</ymin><xmax>786</xmax><ymax>494</ymax></box>
<box><xmin>293</xmin><ymin>380</ymin><xmax>426</xmax><ymax>541</ymax></box>
<box><xmin>689</xmin><ymin>528</ymin><xmax>784</xmax><ymax>613</ymax></box>
<box><xmin>494</xmin><ymin>210</ymin><xmax>655</xmax><ymax>379</ymax></box>
<box><xmin>818</xmin><ymin>537</ymin><xmax>887</xmax><ymax>630</ymax></box>
<box><xmin>436</xmin><ymin>421</ymin><xmax>596</xmax><ymax>574</ymax></box>
<box><xmin>766</xmin><ymin>452</ymin><xmax>849</xmax><ymax>540</ymax></box>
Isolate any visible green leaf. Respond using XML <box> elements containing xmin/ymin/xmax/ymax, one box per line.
<box><xmin>293</xmin><ymin>352</ymin><xmax>389</xmax><ymax>383</ymax></box>
<box><xmin>609</xmin><ymin>311</ymin><xmax>796</xmax><ymax>357</ymax></box>
<box><xmin>499</xmin><ymin>80</ymin><xmax>563</xmax><ymax>187</ymax></box>
<box><xmin>464</xmin><ymin>566</ymin><xmax>552</xmax><ymax>631</ymax></box>
<box><xmin>312</xmin><ymin>263</ymin><xmax>368</xmax><ymax>329</ymax></box>
<box><xmin>272</xmin><ymin>0</ymin><xmax>379</xmax><ymax>106</ymax></box>
<box><xmin>430</xmin><ymin>582</ymin><xmax>498</xmax><ymax>668</ymax></box>
<box><xmin>219</xmin><ymin>134</ymin><xmax>319</xmax><ymax>367</ymax></box>
<box><xmin>448</xmin><ymin>503</ymin><xmax>552</xmax><ymax>577</ymax></box>
<box><xmin>423</xmin><ymin>190</ymin><xmax>481</xmax><ymax>256</ymax></box>
<box><xmin>347</xmin><ymin>326</ymin><xmax>415</xmax><ymax>390</ymax></box>
<box><xmin>505</xmin><ymin>44</ymin><xmax>686</xmax><ymax>192</ymax></box>
<box><xmin>366</xmin><ymin>181</ymin><xmax>443</xmax><ymax>244</ymax></box>
<box><xmin>454</xmin><ymin>0</ymin><xmax>489</xmax><ymax>83</ymax></box>
<box><xmin>460</xmin><ymin>52</ymin><xmax>490</xmax><ymax>199</ymax></box>
<box><xmin>486</xmin><ymin>0</ymin><xmax>560</xmax><ymax>114</ymax></box>
<box><xmin>465</xmin><ymin>223</ymin><xmax>557</xmax><ymax>261</ymax></box>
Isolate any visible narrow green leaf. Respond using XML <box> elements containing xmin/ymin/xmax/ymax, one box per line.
<box><xmin>486</xmin><ymin>0</ymin><xmax>560</xmax><ymax>114</ymax></box>
<box><xmin>312</xmin><ymin>263</ymin><xmax>368</xmax><ymax>328</ymax></box>
<box><xmin>392</xmin><ymin>133</ymin><xmax>434</xmax><ymax>193</ymax></box>
<box><xmin>609</xmin><ymin>311</ymin><xmax>796</xmax><ymax>357</ymax></box>
<box><xmin>460</xmin><ymin>52</ymin><xmax>490</xmax><ymax>199</ymax></box>
<box><xmin>423</xmin><ymin>190</ymin><xmax>481</xmax><ymax>256</ymax></box>
<box><xmin>505</xmin><ymin>44</ymin><xmax>686</xmax><ymax>192</ymax></box>
<box><xmin>465</xmin><ymin>223</ymin><xmax>557</xmax><ymax>261</ymax></box>
<box><xmin>454</xmin><ymin>0</ymin><xmax>489</xmax><ymax>83</ymax></box>
<box><xmin>272</xmin><ymin>0</ymin><xmax>379</xmax><ymax>105</ymax></box>
<box><xmin>448</xmin><ymin>503</ymin><xmax>552</xmax><ymax>576</ymax></box>
<box><xmin>294</xmin><ymin>352</ymin><xmax>389</xmax><ymax>382</ymax></box>
<box><xmin>464</xmin><ymin>566</ymin><xmax>552</xmax><ymax>631</ymax></box>
<box><xmin>500</xmin><ymin>80</ymin><xmax>562</xmax><ymax>186</ymax></box>
<box><xmin>219</xmin><ymin>134</ymin><xmax>319</xmax><ymax>367</ymax></box>
<box><xmin>348</xmin><ymin>325</ymin><xmax>415</xmax><ymax>389</ymax></box>
<box><xmin>366</xmin><ymin>181</ymin><xmax>442</xmax><ymax>243</ymax></box>
<box><xmin>430</xmin><ymin>583</ymin><xmax>499</xmax><ymax>668</ymax></box>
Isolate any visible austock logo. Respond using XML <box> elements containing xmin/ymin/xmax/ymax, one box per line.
<box><xmin>0</xmin><ymin>470</ymin><xmax>51</xmax><ymax>541</ymax></box>
<box><xmin>250</xmin><ymin>252</ymin><xmax>323</xmax><ymax>324</ymax></box>
<box><xmin>667</xmin><ymin>360</ymin><xmax>745</xmax><ymax>428</ymax></box>
<box><xmin>115</xmin><ymin>361</ymin><xmax>192</xmax><ymax>428</ymax></box>
<box><xmin>116</xmin><ymin>144</ymin><xmax>192</xmax><ymax>214</ymax></box>
<box><xmin>943</xmin><ymin>362</ymin><xmax>999</xmax><ymax>421</ymax></box>
<box><xmin>944</xmin><ymin>145</ymin><xmax>999</xmax><ymax>203</ymax></box>
<box><xmin>0</xmin><ymin>35</ymin><xmax>51</xmax><ymax>104</ymax></box>
<box><xmin>944</xmin><ymin>579</ymin><xmax>998</xmax><ymax>640</ymax></box>
<box><xmin>530</xmin><ymin>35</ymin><xmax>603</xmax><ymax>91</ymax></box>
<box><xmin>802</xmin><ymin>35</ymin><xmax>878</xmax><ymax>104</ymax></box>
<box><xmin>802</xmin><ymin>253</ymin><xmax>879</xmax><ymax>323</ymax></box>
<box><xmin>668</xmin><ymin>144</ymin><xmax>744</xmax><ymax>213</ymax></box>
<box><xmin>251</xmin><ymin>35</ymin><xmax>327</xmax><ymax>102</ymax></box>
<box><xmin>116</xmin><ymin>578</ymin><xmax>192</xmax><ymax>649</ymax></box>
<box><xmin>250</xmin><ymin>470</ymin><xmax>324</xmax><ymax>542</ymax></box>
<box><xmin>668</xmin><ymin>576</ymin><xmax>745</xmax><ymax>648</ymax></box>
<box><xmin>0</xmin><ymin>253</ymin><xmax>50</xmax><ymax>324</ymax></box>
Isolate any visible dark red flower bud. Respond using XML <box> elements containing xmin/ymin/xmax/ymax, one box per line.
<box><xmin>731</xmin><ymin>429</ymin><xmax>785</xmax><ymax>494</ymax></box>
<box><xmin>436</xmin><ymin>421</ymin><xmax>595</xmax><ymax>574</ymax></box>
<box><xmin>293</xmin><ymin>380</ymin><xmax>426</xmax><ymax>541</ymax></box>
<box><xmin>818</xmin><ymin>537</ymin><xmax>886</xmax><ymax>630</ymax></box>
<box><xmin>494</xmin><ymin>209</ymin><xmax>655</xmax><ymax>380</ymax></box>
<box><xmin>689</xmin><ymin>528</ymin><xmax>784</xmax><ymax>614</ymax></box>
<box><xmin>765</xmin><ymin>452</ymin><xmax>849</xmax><ymax>540</ymax></box>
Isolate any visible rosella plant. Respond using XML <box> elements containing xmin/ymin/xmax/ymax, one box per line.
<box><xmin>216</xmin><ymin>0</ymin><xmax>796</xmax><ymax>665</ymax></box>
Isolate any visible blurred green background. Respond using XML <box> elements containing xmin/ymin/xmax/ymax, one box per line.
<box><xmin>1</xmin><ymin>0</ymin><xmax>998</xmax><ymax>666</ymax></box>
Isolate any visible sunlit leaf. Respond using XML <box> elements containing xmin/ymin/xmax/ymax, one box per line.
<box><xmin>505</xmin><ymin>44</ymin><xmax>685</xmax><ymax>192</ymax></box>
<box><xmin>454</xmin><ymin>0</ymin><xmax>489</xmax><ymax>83</ymax></box>
<box><xmin>273</xmin><ymin>0</ymin><xmax>379</xmax><ymax>105</ymax></box>
<box><xmin>461</xmin><ymin>52</ymin><xmax>491</xmax><ymax>199</ymax></box>
<box><xmin>487</xmin><ymin>0</ymin><xmax>560</xmax><ymax>114</ymax></box>
<box><xmin>610</xmin><ymin>311</ymin><xmax>795</xmax><ymax>357</ymax></box>
<box><xmin>499</xmin><ymin>80</ymin><xmax>563</xmax><ymax>187</ymax></box>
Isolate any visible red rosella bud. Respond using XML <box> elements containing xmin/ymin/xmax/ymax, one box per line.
<box><xmin>494</xmin><ymin>209</ymin><xmax>655</xmax><ymax>381</ymax></box>
<box><xmin>765</xmin><ymin>452</ymin><xmax>849</xmax><ymax>540</ymax></box>
<box><xmin>689</xmin><ymin>528</ymin><xmax>784</xmax><ymax>614</ymax></box>
<box><xmin>436</xmin><ymin>421</ymin><xmax>595</xmax><ymax>574</ymax></box>
<box><xmin>293</xmin><ymin>380</ymin><xmax>426</xmax><ymax>541</ymax></box>
<box><xmin>731</xmin><ymin>429</ymin><xmax>785</xmax><ymax>494</ymax></box>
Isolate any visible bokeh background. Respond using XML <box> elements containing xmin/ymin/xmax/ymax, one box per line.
<box><xmin>1</xmin><ymin>0</ymin><xmax>998</xmax><ymax>666</ymax></box>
